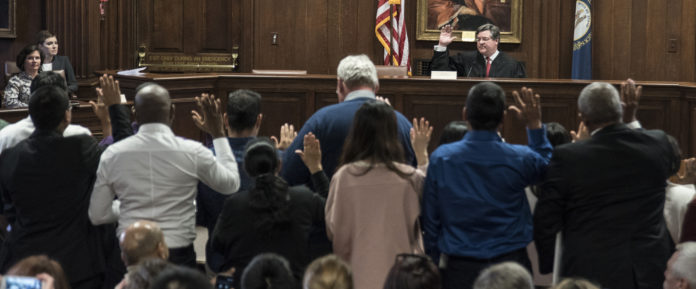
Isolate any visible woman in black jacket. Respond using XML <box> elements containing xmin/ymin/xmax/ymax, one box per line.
<box><xmin>212</xmin><ymin>135</ymin><xmax>327</xmax><ymax>289</ymax></box>
<box><xmin>36</xmin><ymin>30</ymin><xmax>79</xmax><ymax>95</ymax></box>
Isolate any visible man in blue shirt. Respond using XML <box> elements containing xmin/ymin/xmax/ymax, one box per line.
<box><xmin>422</xmin><ymin>82</ymin><xmax>552</xmax><ymax>289</ymax></box>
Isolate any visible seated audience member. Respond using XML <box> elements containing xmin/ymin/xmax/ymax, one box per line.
<box><xmin>89</xmin><ymin>90</ymin><xmax>241</xmax><ymax>268</ymax></box>
<box><xmin>4</xmin><ymin>45</ymin><xmax>43</xmax><ymax>108</ymax></box>
<box><xmin>534</xmin><ymin>80</ymin><xmax>680</xmax><ymax>289</ymax></box>
<box><xmin>120</xmin><ymin>258</ymin><xmax>174</xmax><ymax>289</ymax></box>
<box><xmin>120</xmin><ymin>220</ymin><xmax>169</xmax><ymax>268</ymax></box>
<box><xmin>664</xmin><ymin>242</ymin><xmax>696</xmax><ymax>289</ymax></box>
<box><xmin>326</xmin><ymin>101</ymin><xmax>432</xmax><ymax>289</ymax></box>
<box><xmin>422</xmin><ymin>83</ymin><xmax>551</xmax><ymax>289</ymax></box>
<box><xmin>551</xmin><ymin>278</ymin><xmax>599</xmax><ymax>289</ymax></box>
<box><xmin>149</xmin><ymin>265</ymin><xmax>213</xmax><ymax>289</ymax></box>
<box><xmin>438</xmin><ymin>120</ymin><xmax>468</xmax><ymax>146</ymax></box>
<box><xmin>383</xmin><ymin>254</ymin><xmax>440</xmax><ymax>289</ymax></box>
<box><xmin>212</xmin><ymin>135</ymin><xmax>328</xmax><ymax>288</ymax></box>
<box><xmin>36</xmin><ymin>30</ymin><xmax>78</xmax><ymax>95</ymax></box>
<box><xmin>0</xmin><ymin>71</ymin><xmax>92</xmax><ymax>154</ymax></box>
<box><xmin>472</xmin><ymin>262</ymin><xmax>533</xmax><ymax>289</ymax></box>
<box><xmin>303</xmin><ymin>255</ymin><xmax>353</xmax><ymax>289</ymax></box>
<box><xmin>431</xmin><ymin>24</ymin><xmax>526</xmax><ymax>78</ymax></box>
<box><xmin>6</xmin><ymin>255</ymin><xmax>70</xmax><ymax>289</ymax></box>
<box><xmin>665</xmin><ymin>147</ymin><xmax>696</xmax><ymax>243</ymax></box>
<box><xmin>0</xmin><ymin>78</ymin><xmax>131</xmax><ymax>289</ymax></box>
<box><xmin>241</xmin><ymin>253</ymin><xmax>297</xmax><ymax>289</ymax></box>
<box><xmin>197</xmin><ymin>89</ymin><xmax>262</xmax><ymax>272</ymax></box>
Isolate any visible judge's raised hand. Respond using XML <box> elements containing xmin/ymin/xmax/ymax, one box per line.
<box><xmin>620</xmin><ymin>78</ymin><xmax>642</xmax><ymax>124</ymax></box>
<box><xmin>271</xmin><ymin>123</ymin><xmax>297</xmax><ymax>150</ymax></box>
<box><xmin>191</xmin><ymin>93</ymin><xmax>226</xmax><ymax>138</ymax></box>
<box><xmin>96</xmin><ymin>74</ymin><xmax>123</xmax><ymax>107</ymax></box>
<box><xmin>439</xmin><ymin>25</ymin><xmax>456</xmax><ymax>47</ymax></box>
<box><xmin>570</xmin><ymin>121</ymin><xmax>589</xmax><ymax>142</ymax></box>
<box><xmin>295</xmin><ymin>132</ymin><xmax>322</xmax><ymax>174</ymax></box>
<box><xmin>509</xmin><ymin>87</ymin><xmax>542</xmax><ymax>129</ymax></box>
<box><xmin>411</xmin><ymin>117</ymin><xmax>433</xmax><ymax>166</ymax></box>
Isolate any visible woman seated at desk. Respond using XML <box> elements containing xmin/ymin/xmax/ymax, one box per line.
<box><xmin>4</xmin><ymin>45</ymin><xmax>43</xmax><ymax>108</ymax></box>
<box><xmin>36</xmin><ymin>30</ymin><xmax>78</xmax><ymax>95</ymax></box>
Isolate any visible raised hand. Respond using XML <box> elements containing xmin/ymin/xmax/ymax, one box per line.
<box><xmin>439</xmin><ymin>25</ymin><xmax>456</xmax><ymax>47</ymax></box>
<box><xmin>410</xmin><ymin>117</ymin><xmax>433</xmax><ymax>166</ymax></box>
<box><xmin>271</xmin><ymin>123</ymin><xmax>297</xmax><ymax>150</ymax></box>
<box><xmin>191</xmin><ymin>93</ymin><xmax>226</xmax><ymax>138</ymax></box>
<box><xmin>509</xmin><ymin>87</ymin><xmax>542</xmax><ymax>129</ymax></box>
<box><xmin>96</xmin><ymin>74</ymin><xmax>123</xmax><ymax>107</ymax></box>
<box><xmin>620</xmin><ymin>78</ymin><xmax>642</xmax><ymax>124</ymax></box>
<box><xmin>295</xmin><ymin>132</ymin><xmax>323</xmax><ymax>174</ymax></box>
<box><xmin>570</xmin><ymin>121</ymin><xmax>589</xmax><ymax>142</ymax></box>
<box><xmin>375</xmin><ymin>96</ymin><xmax>391</xmax><ymax>106</ymax></box>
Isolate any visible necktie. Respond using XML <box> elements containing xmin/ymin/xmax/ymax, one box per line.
<box><xmin>485</xmin><ymin>57</ymin><xmax>491</xmax><ymax>77</ymax></box>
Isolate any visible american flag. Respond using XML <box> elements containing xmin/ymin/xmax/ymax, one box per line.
<box><xmin>375</xmin><ymin>0</ymin><xmax>411</xmax><ymax>74</ymax></box>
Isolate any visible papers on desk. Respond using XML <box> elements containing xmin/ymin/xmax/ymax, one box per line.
<box><xmin>430</xmin><ymin>71</ymin><xmax>457</xmax><ymax>80</ymax></box>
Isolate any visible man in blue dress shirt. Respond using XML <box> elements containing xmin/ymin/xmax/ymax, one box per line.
<box><xmin>422</xmin><ymin>82</ymin><xmax>552</xmax><ymax>289</ymax></box>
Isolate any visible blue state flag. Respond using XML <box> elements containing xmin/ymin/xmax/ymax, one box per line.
<box><xmin>572</xmin><ymin>0</ymin><xmax>592</xmax><ymax>79</ymax></box>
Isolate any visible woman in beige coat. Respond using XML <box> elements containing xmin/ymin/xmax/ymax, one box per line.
<box><xmin>326</xmin><ymin>101</ymin><xmax>432</xmax><ymax>289</ymax></box>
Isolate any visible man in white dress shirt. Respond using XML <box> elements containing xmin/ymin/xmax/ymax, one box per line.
<box><xmin>89</xmin><ymin>83</ymin><xmax>240</xmax><ymax>267</ymax></box>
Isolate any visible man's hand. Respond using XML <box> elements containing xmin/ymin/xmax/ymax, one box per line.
<box><xmin>191</xmin><ymin>93</ymin><xmax>226</xmax><ymax>138</ymax></box>
<box><xmin>439</xmin><ymin>25</ymin><xmax>456</xmax><ymax>47</ymax></box>
<box><xmin>36</xmin><ymin>273</ymin><xmax>55</xmax><ymax>289</ymax></box>
<box><xmin>570</xmin><ymin>121</ymin><xmax>589</xmax><ymax>142</ymax></box>
<box><xmin>620</xmin><ymin>78</ymin><xmax>641</xmax><ymax>124</ymax></box>
<box><xmin>96</xmin><ymin>74</ymin><xmax>123</xmax><ymax>107</ymax></box>
<box><xmin>375</xmin><ymin>96</ymin><xmax>391</xmax><ymax>106</ymax></box>
<box><xmin>295</xmin><ymin>132</ymin><xmax>323</xmax><ymax>174</ymax></box>
<box><xmin>89</xmin><ymin>93</ymin><xmax>112</xmax><ymax>137</ymax></box>
<box><xmin>509</xmin><ymin>87</ymin><xmax>542</xmax><ymax>130</ymax></box>
<box><xmin>410</xmin><ymin>117</ymin><xmax>433</xmax><ymax>166</ymax></box>
<box><xmin>271</xmin><ymin>123</ymin><xmax>297</xmax><ymax>150</ymax></box>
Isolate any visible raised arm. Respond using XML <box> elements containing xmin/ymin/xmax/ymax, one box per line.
<box><xmin>410</xmin><ymin>117</ymin><xmax>433</xmax><ymax>172</ymax></box>
<box><xmin>191</xmin><ymin>93</ymin><xmax>240</xmax><ymax>194</ymax></box>
<box><xmin>295</xmin><ymin>132</ymin><xmax>329</xmax><ymax>197</ymax></box>
<box><xmin>510</xmin><ymin>87</ymin><xmax>552</xmax><ymax>161</ymax></box>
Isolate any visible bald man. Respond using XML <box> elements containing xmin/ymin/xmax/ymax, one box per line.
<box><xmin>120</xmin><ymin>220</ymin><xmax>169</xmax><ymax>268</ymax></box>
<box><xmin>89</xmin><ymin>84</ymin><xmax>241</xmax><ymax>268</ymax></box>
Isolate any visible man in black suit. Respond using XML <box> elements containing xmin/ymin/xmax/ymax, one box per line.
<box><xmin>430</xmin><ymin>23</ymin><xmax>525</xmax><ymax>78</ymax></box>
<box><xmin>534</xmin><ymin>79</ymin><xmax>680</xmax><ymax>289</ymax></box>
<box><xmin>0</xmin><ymin>76</ymin><xmax>131</xmax><ymax>289</ymax></box>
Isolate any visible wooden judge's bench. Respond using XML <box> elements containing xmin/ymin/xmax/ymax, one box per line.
<box><xmin>2</xmin><ymin>72</ymin><xmax>696</xmax><ymax>156</ymax></box>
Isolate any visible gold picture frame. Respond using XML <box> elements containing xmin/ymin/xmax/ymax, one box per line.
<box><xmin>416</xmin><ymin>0</ymin><xmax>522</xmax><ymax>43</ymax></box>
<box><xmin>0</xmin><ymin>0</ymin><xmax>16</xmax><ymax>38</ymax></box>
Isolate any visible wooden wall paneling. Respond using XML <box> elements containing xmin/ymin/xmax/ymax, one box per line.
<box><xmin>662</xmin><ymin>0</ymin><xmax>681</xmax><ymax>81</ymax></box>
<box><xmin>681</xmin><ymin>0</ymin><xmax>696</xmax><ymax>81</ymax></box>
<box><xmin>153</xmin><ymin>0</ymin><xmax>184</xmax><ymax>52</ymax></box>
<box><xmin>556</xmin><ymin>0</ymin><xmax>575</xmax><ymax>79</ymax></box>
<box><xmin>404</xmin><ymin>95</ymin><xmax>467</xmax><ymax>150</ymax></box>
<box><xmin>629</xmin><ymin>0</ymin><xmax>647</xmax><ymax>80</ymax></box>
<box><xmin>202</xmin><ymin>0</ymin><xmax>229</xmax><ymax>52</ymax></box>
<box><xmin>315</xmin><ymin>92</ymin><xmax>339</xmax><ymax>111</ymax></box>
<box><xmin>256</xmin><ymin>92</ymin><xmax>308</xmax><ymax>138</ymax></box>
<box><xmin>253</xmin><ymin>0</ymin><xmax>306</xmax><ymax>70</ymax></box>
<box><xmin>240</xmin><ymin>0</ymin><xmax>254</xmax><ymax>72</ymax></box>
<box><xmin>305</xmin><ymin>0</ymin><xmax>330</xmax><ymax>74</ymax></box>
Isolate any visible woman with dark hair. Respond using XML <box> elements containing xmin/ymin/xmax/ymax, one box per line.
<box><xmin>438</xmin><ymin>120</ymin><xmax>468</xmax><ymax>146</ymax></box>
<box><xmin>4</xmin><ymin>45</ymin><xmax>44</xmax><ymax>108</ymax></box>
<box><xmin>326</xmin><ymin>101</ymin><xmax>430</xmax><ymax>289</ymax></box>
<box><xmin>6</xmin><ymin>255</ymin><xmax>70</xmax><ymax>289</ymax></box>
<box><xmin>383</xmin><ymin>254</ymin><xmax>440</xmax><ymax>289</ymax></box>
<box><xmin>36</xmin><ymin>30</ymin><xmax>78</xmax><ymax>94</ymax></box>
<box><xmin>212</xmin><ymin>136</ymin><xmax>328</xmax><ymax>289</ymax></box>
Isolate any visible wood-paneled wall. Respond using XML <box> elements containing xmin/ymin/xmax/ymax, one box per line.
<box><xmin>2</xmin><ymin>0</ymin><xmax>695</xmax><ymax>95</ymax></box>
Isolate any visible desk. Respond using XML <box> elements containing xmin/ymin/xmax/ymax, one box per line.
<box><xmin>5</xmin><ymin>72</ymin><xmax>696</xmax><ymax>155</ymax></box>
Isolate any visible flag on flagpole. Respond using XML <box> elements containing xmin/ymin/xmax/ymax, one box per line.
<box><xmin>375</xmin><ymin>0</ymin><xmax>411</xmax><ymax>74</ymax></box>
<box><xmin>571</xmin><ymin>0</ymin><xmax>592</xmax><ymax>79</ymax></box>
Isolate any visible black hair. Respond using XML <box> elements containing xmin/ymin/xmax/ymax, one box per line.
<box><xmin>340</xmin><ymin>101</ymin><xmax>413</xmax><ymax>180</ymax></box>
<box><xmin>29</xmin><ymin>86</ymin><xmax>69</xmax><ymax>131</ymax></box>
<box><xmin>465</xmin><ymin>82</ymin><xmax>506</xmax><ymax>130</ymax></box>
<box><xmin>30</xmin><ymin>71</ymin><xmax>68</xmax><ymax>93</ymax></box>
<box><xmin>16</xmin><ymin>45</ymin><xmax>44</xmax><ymax>71</ymax></box>
<box><xmin>383</xmin><ymin>254</ymin><xmax>440</xmax><ymax>289</ymax></box>
<box><xmin>545</xmin><ymin>122</ymin><xmax>571</xmax><ymax>148</ymax></box>
<box><xmin>36</xmin><ymin>30</ymin><xmax>56</xmax><ymax>46</ymax></box>
<box><xmin>149</xmin><ymin>265</ymin><xmax>213</xmax><ymax>289</ymax></box>
<box><xmin>227</xmin><ymin>89</ymin><xmax>262</xmax><ymax>132</ymax></box>
<box><xmin>241</xmin><ymin>253</ymin><xmax>297</xmax><ymax>289</ymax></box>
<box><xmin>244</xmin><ymin>138</ymin><xmax>291</xmax><ymax>234</ymax></box>
<box><xmin>438</xmin><ymin>121</ymin><xmax>469</xmax><ymax>146</ymax></box>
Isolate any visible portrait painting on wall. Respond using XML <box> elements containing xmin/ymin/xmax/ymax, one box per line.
<box><xmin>0</xmin><ymin>0</ymin><xmax>16</xmax><ymax>38</ymax></box>
<box><xmin>417</xmin><ymin>0</ymin><xmax>522</xmax><ymax>43</ymax></box>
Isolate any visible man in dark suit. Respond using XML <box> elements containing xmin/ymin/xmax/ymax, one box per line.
<box><xmin>0</xmin><ymin>77</ymin><xmax>131</xmax><ymax>289</ymax></box>
<box><xmin>431</xmin><ymin>23</ymin><xmax>525</xmax><ymax>78</ymax></box>
<box><xmin>534</xmin><ymin>80</ymin><xmax>680</xmax><ymax>289</ymax></box>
